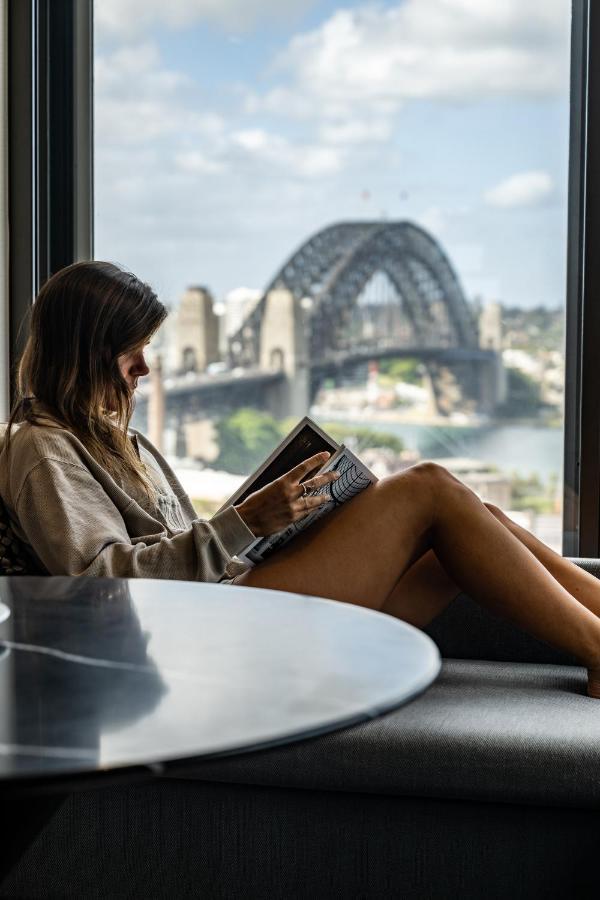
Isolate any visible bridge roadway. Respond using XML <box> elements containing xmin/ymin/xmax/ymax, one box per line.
<box><xmin>134</xmin><ymin>345</ymin><xmax>498</xmax><ymax>427</ymax></box>
<box><xmin>137</xmin><ymin>367</ymin><xmax>284</xmax><ymax>401</ymax></box>
<box><xmin>310</xmin><ymin>345</ymin><xmax>495</xmax><ymax>373</ymax></box>
<box><xmin>138</xmin><ymin>345</ymin><xmax>495</xmax><ymax>401</ymax></box>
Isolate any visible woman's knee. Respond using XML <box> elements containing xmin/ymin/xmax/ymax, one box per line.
<box><xmin>484</xmin><ymin>501</ymin><xmax>504</xmax><ymax>519</ymax></box>
<box><xmin>408</xmin><ymin>461</ymin><xmax>453</xmax><ymax>481</ymax></box>
<box><xmin>401</xmin><ymin>461</ymin><xmax>480</xmax><ymax>509</ymax></box>
<box><xmin>383</xmin><ymin>461</ymin><xmax>468</xmax><ymax>509</ymax></box>
<box><xmin>404</xmin><ymin>461</ymin><xmax>470</xmax><ymax>491</ymax></box>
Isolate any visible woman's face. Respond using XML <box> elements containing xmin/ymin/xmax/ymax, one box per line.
<box><xmin>117</xmin><ymin>345</ymin><xmax>150</xmax><ymax>393</ymax></box>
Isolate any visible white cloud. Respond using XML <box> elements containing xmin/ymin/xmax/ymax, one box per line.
<box><xmin>95</xmin><ymin>0</ymin><xmax>315</xmax><ymax>37</ymax></box>
<box><xmin>484</xmin><ymin>171</ymin><xmax>554</xmax><ymax>208</ymax></box>
<box><xmin>94</xmin><ymin>37</ymin><xmax>345</xmax><ymax>305</ymax></box>
<box><xmin>232</xmin><ymin>129</ymin><xmax>341</xmax><ymax>177</ymax></box>
<box><xmin>95</xmin><ymin>42</ymin><xmax>226</xmax><ymax>144</ymax></box>
<box><xmin>233</xmin><ymin>129</ymin><xmax>269</xmax><ymax>153</ymax></box>
<box><xmin>318</xmin><ymin>118</ymin><xmax>392</xmax><ymax>145</ymax></box>
<box><xmin>96</xmin><ymin>41</ymin><xmax>341</xmax><ymax>179</ymax></box>
<box><xmin>93</xmin><ymin>2</ymin><xmax>570</xmax><ymax>308</ymax></box>
<box><xmin>247</xmin><ymin>0</ymin><xmax>569</xmax><ymax>130</ymax></box>
<box><xmin>175</xmin><ymin>151</ymin><xmax>226</xmax><ymax>175</ymax></box>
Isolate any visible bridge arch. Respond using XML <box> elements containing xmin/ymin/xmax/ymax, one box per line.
<box><xmin>231</xmin><ymin>221</ymin><xmax>477</xmax><ymax>358</ymax></box>
<box><xmin>229</xmin><ymin>221</ymin><xmax>498</xmax><ymax>415</ymax></box>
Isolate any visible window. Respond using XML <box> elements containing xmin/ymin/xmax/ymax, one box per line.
<box><xmin>94</xmin><ymin>1</ymin><xmax>571</xmax><ymax>548</ymax></box>
<box><xmin>0</xmin><ymin>0</ymin><xmax>7</xmax><ymax>421</ymax></box>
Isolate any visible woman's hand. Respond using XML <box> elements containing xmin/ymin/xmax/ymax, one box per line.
<box><xmin>235</xmin><ymin>451</ymin><xmax>340</xmax><ymax>537</ymax></box>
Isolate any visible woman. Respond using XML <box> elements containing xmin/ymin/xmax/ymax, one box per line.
<box><xmin>2</xmin><ymin>260</ymin><xmax>600</xmax><ymax>698</ymax></box>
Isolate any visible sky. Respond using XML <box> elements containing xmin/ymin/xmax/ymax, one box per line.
<box><xmin>93</xmin><ymin>0</ymin><xmax>572</xmax><ymax>312</ymax></box>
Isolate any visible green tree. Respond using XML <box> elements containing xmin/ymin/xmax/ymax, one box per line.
<box><xmin>509</xmin><ymin>471</ymin><xmax>553</xmax><ymax>514</ymax></box>
<box><xmin>214</xmin><ymin>409</ymin><xmax>284</xmax><ymax>475</ymax></box>
<box><xmin>497</xmin><ymin>368</ymin><xmax>542</xmax><ymax>418</ymax></box>
<box><xmin>378</xmin><ymin>357</ymin><xmax>422</xmax><ymax>385</ymax></box>
<box><xmin>323</xmin><ymin>423</ymin><xmax>405</xmax><ymax>454</ymax></box>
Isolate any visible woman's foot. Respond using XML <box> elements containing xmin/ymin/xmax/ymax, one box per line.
<box><xmin>587</xmin><ymin>667</ymin><xmax>600</xmax><ymax>698</ymax></box>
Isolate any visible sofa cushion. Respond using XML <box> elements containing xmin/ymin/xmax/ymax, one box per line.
<box><xmin>166</xmin><ymin>658</ymin><xmax>600</xmax><ymax>809</ymax></box>
<box><xmin>423</xmin><ymin>557</ymin><xmax>600</xmax><ymax>666</ymax></box>
<box><xmin>424</xmin><ymin>593</ymin><xmax>581</xmax><ymax>666</ymax></box>
<box><xmin>0</xmin><ymin>423</ymin><xmax>43</xmax><ymax>576</ymax></box>
<box><xmin>0</xmin><ymin>497</ymin><xmax>39</xmax><ymax>575</ymax></box>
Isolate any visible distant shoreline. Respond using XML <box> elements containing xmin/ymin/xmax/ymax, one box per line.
<box><xmin>312</xmin><ymin>408</ymin><xmax>562</xmax><ymax>430</ymax></box>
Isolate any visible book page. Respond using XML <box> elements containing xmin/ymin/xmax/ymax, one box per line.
<box><xmin>238</xmin><ymin>446</ymin><xmax>377</xmax><ymax>566</ymax></box>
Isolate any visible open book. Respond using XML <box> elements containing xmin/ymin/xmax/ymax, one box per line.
<box><xmin>218</xmin><ymin>417</ymin><xmax>378</xmax><ymax>566</ymax></box>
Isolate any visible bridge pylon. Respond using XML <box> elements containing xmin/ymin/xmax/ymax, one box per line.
<box><xmin>259</xmin><ymin>287</ymin><xmax>310</xmax><ymax>420</ymax></box>
<box><xmin>477</xmin><ymin>303</ymin><xmax>507</xmax><ymax>413</ymax></box>
<box><xmin>478</xmin><ymin>353</ymin><xmax>507</xmax><ymax>414</ymax></box>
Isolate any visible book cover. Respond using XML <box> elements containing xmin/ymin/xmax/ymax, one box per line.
<box><xmin>218</xmin><ymin>417</ymin><xmax>378</xmax><ymax>566</ymax></box>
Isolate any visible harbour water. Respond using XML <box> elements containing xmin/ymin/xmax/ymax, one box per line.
<box><xmin>335</xmin><ymin>420</ymin><xmax>564</xmax><ymax>482</ymax></box>
<box><xmin>169</xmin><ymin>416</ymin><xmax>565</xmax><ymax>552</ymax></box>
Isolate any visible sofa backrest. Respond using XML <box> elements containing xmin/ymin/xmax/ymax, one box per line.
<box><xmin>0</xmin><ymin>422</ymin><xmax>43</xmax><ymax>575</ymax></box>
<box><xmin>423</xmin><ymin>558</ymin><xmax>600</xmax><ymax>665</ymax></box>
<box><xmin>0</xmin><ymin>499</ymin><xmax>36</xmax><ymax>575</ymax></box>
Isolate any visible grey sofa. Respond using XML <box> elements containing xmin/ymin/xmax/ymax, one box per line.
<box><xmin>2</xmin><ymin>559</ymin><xmax>600</xmax><ymax>899</ymax></box>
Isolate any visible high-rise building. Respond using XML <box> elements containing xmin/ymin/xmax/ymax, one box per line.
<box><xmin>225</xmin><ymin>287</ymin><xmax>263</xmax><ymax>339</ymax></box>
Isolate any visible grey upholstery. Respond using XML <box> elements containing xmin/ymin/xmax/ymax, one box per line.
<box><xmin>423</xmin><ymin>564</ymin><xmax>600</xmax><ymax>664</ymax></box>
<box><xmin>2</xmin><ymin>557</ymin><xmax>600</xmax><ymax>898</ymax></box>
<box><xmin>0</xmin><ymin>424</ymin><xmax>43</xmax><ymax>575</ymax></box>
<box><xmin>3</xmin><ymin>782</ymin><xmax>599</xmax><ymax>900</ymax></box>
<box><xmin>0</xmin><ymin>496</ymin><xmax>42</xmax><ymax>576</ymax></box>
<box><xmin>150</xmin><ymin>558</ymin><xmax>600</xmax><ymax>812</ymax></box>
<box><xmin>166</xmin><ymin>659</ymin><xmax>595</xmax><ymax>809</ymax></box>
<box><xmin>424</xmin><ymin>590</ymin><xmax>580</xmax><ymax>664</ymax></box>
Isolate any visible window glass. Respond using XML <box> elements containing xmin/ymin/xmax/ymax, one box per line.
<box><xmin>94</xmin><ymin>1</ymin><xmax>571</xmax><ymax>550</ymax></box>
<box><xmin>0</xmin><ymin>0</ymin><xmax>8</xmax><ymax>421</ymax></box>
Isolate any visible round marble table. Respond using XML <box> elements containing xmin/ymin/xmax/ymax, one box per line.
<box><xmin>0</xmin><ymin>576</ymin><xmax>441</xmax><ymax>784</ymax></box>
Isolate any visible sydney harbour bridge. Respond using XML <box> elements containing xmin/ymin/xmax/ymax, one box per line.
<box><xmin>137</xmin><ymin>221</ymin><xmax>504</xmax><ymax>446</ymax></box>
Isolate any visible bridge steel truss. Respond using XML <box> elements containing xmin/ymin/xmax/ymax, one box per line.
<box><xmin>230</xmin><ymin>221</ymin><xmax>496</xmax><ymax>414</ymax></box>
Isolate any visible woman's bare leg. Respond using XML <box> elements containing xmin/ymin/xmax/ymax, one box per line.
<box><xmin>381</xmin><ymin>501</ymin><xmax>600</xmax><ymax>694</ymax></box>
<box><xmin>237</xmin><ymin>463</ymin><xmax>600</xmax><ymax>695</ymax></box>
<box><xmin>382</xmin><ymin>501</ymin><xmax>600</xmax><ymax>627</ymax></box>
<box><xmin>485</xmin><ymin>503</ymin><xmax>600</xmax><ymax>617</ymax></box>
<box><xmin>381</xmin><ymin>500</ymin><xmax>600</xmax><ymax>624</ymax></box>
<box><xmin>380</xmin><ymin>548</ymin><xmax>462</xmax><ymax>629</ymax></box>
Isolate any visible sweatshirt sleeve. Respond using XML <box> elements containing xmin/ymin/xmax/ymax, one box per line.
<box><xmin>15</xmin><ymin>457</ymin><xmax>255</xmax><ymax>581</ymax></box>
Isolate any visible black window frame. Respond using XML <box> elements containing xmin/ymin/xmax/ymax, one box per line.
<box><xmin>564</xmin><ymin>0</ymin><xmax>600</xmax><ymax>557</ymax></box>
<box><xmin>7</xmin><ymin>0</ymin><xmax>93</xmax><ymax>386</ymax></box>
<box><xmin>6</xmin><ymin>0</ymin><xmax>600</xmax><ymax>557</ymax></box>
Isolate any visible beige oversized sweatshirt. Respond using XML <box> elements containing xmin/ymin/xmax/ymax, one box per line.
<box><xmin>0</xmin><ymin>414</ymin><xmax>254</xmax><ymax>581</ymax></box>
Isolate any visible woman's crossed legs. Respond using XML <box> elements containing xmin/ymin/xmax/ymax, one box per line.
<box><xmin>237</xmin><ymin>462</ymin><xmax>600</xmax><ymax>697</ymax></box>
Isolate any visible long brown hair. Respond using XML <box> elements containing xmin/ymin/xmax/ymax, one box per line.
<box><xmin>7</xmin><ymin>261</ymin><xmax>168</xmax><ymax>493</ymax></box>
